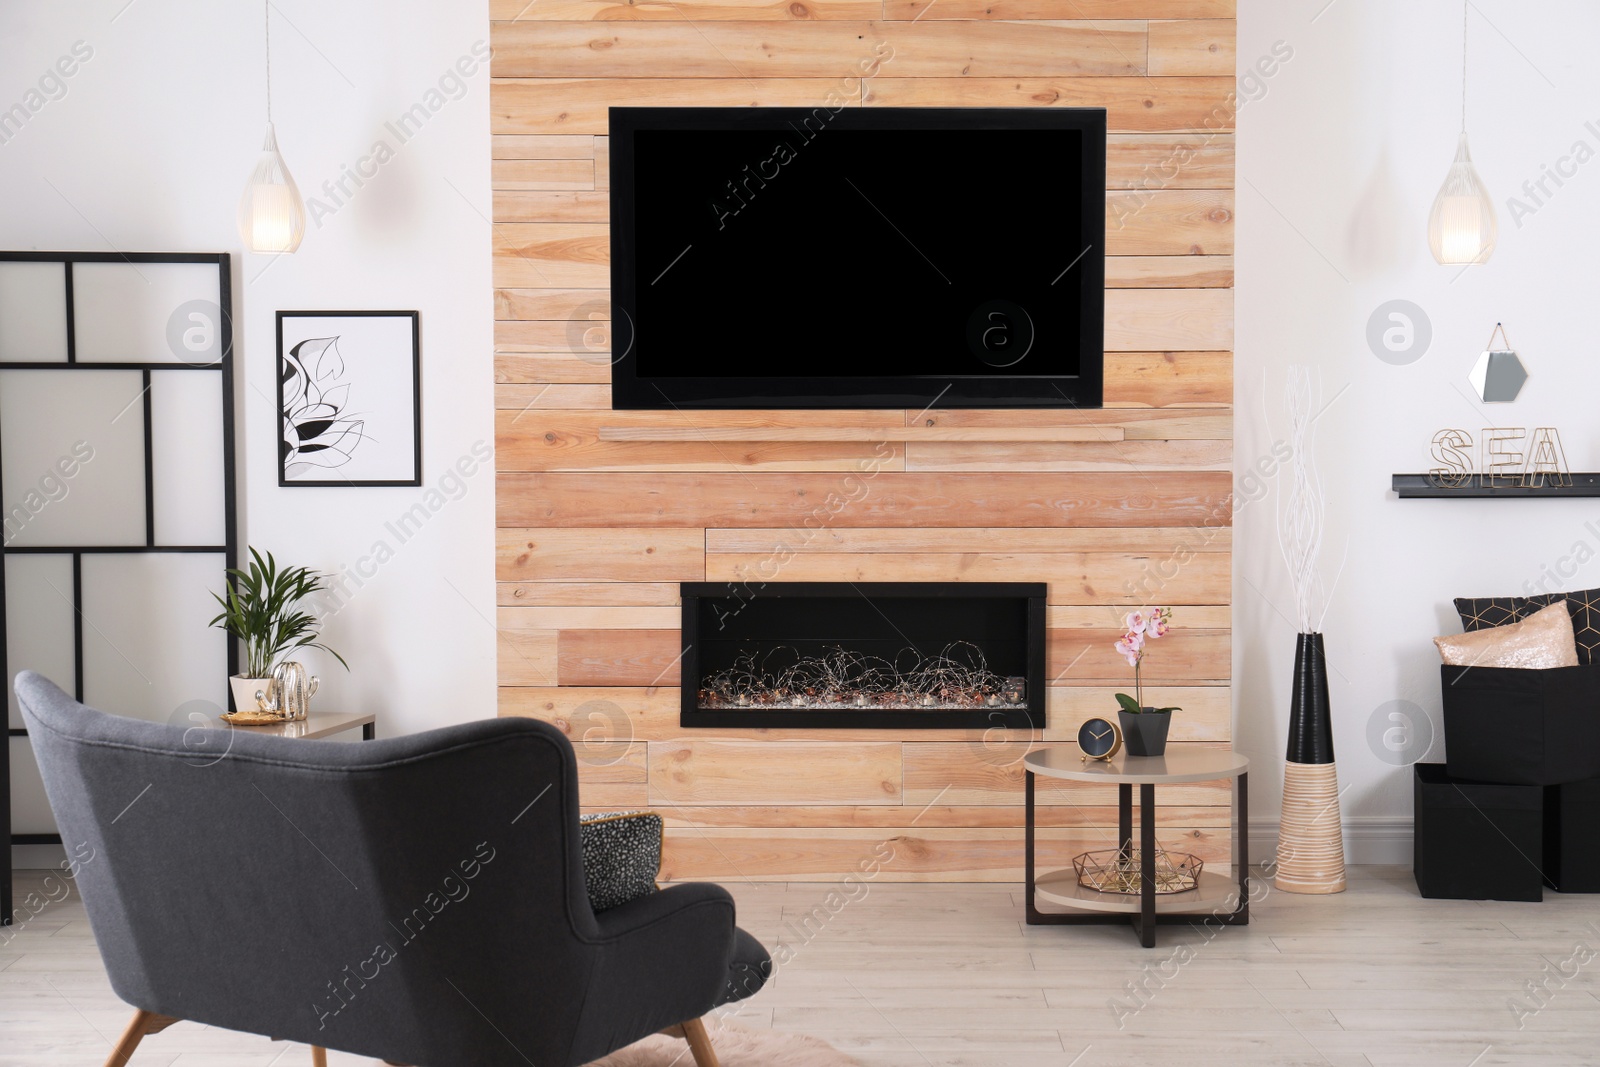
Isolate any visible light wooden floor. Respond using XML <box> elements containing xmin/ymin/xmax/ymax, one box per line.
<box><xmin>4</xmin><ymin>866</ymin><xmax>1598</xmax><ymax>1066</ymax></box>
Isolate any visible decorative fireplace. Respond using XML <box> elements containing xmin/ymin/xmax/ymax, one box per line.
<box><xmin>680</xmin><ymin>582</ymin><xmax>1046</xmax><ymax>729</ymax></box>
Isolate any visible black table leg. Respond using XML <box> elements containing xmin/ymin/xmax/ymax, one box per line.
<box><xmin>1237</xmin><ymin>771</ymin><xmax>1250</xmax><ymax>922</ymax></box>
<box><xmin>2</xmin><ymin>725</ymin><xmax>10</xmax><ymax>926</ymax></box>
<box><xmin>1024</xmin><ymin>769</ymin><xmax>1036</xmax><ymax>921</ymax></box>
<box><xmin>1118</xmin><ymin>782</ymin><xmax>1132</xmax><ymax>863</ymax></box>
<box><xmin>362</xmin><ymin>722</ymin><xmax>375</xmax><ymax>741</ymax></box>
<box><xmin>1137</xmin><ymin>782</ymin><xmax>1156</xmax><ymax>947</ymax></box>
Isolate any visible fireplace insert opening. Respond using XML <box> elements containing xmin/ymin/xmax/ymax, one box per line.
<box><xmin>680</xmin><ymin>582</ymin><xmax>1046</xmax><ymax>729</ymax></box>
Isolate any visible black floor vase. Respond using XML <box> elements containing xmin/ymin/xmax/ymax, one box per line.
<box><xmin>1276</xmin><ymin>632</ymin><xmax>1347</xmax><ymax>893</ymax></box>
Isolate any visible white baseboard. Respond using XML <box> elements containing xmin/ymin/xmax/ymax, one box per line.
<box><xmin>1249</xmin><ymin>816</ymin><xmax>1412</xmax><ymax>867</ymax></box>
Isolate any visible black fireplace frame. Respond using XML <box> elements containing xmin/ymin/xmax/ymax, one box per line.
<box><xmin>679</xmin><ymin>581</ymin><xmax>1047</xmax><ymax>729</ymax></box>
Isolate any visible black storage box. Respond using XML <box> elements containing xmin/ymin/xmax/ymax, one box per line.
<box><xmin>1414</xmin><ymin>763</ymin><xmax>1544</xmax><ymax>901</ymax></box>
<box><xmin>1439</xmin><ymin>663</ymin><xmax>1600</xmax><ymax>786</ymax></box>
<box><xmin>1545</xmin><ymin>777</ymin><xmax>1600</xmax><ymax>893</ymax></box>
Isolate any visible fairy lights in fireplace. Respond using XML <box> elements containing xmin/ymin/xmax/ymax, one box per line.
<box><xmin>696</xmin><ymin>641</ymin><xmax>1025</xmax><ymax>711</ymax></box>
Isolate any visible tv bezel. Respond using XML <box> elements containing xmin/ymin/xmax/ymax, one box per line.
<box><xmin>608</xmin><ymin>106</ymin><xmax>1107</xmax><ymax>410</ymax></box>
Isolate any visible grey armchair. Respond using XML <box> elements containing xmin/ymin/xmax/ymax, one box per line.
<box><xmin>16</xmin><ymin>671</ymin><xmax>770</xmax><ymax>1067</ymax></box>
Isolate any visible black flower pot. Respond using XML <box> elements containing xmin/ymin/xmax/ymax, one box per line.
<box><xmin>1118</xmin><ymin>709</ymin><xmax>1172</xmax><ymax>757</ymax></box>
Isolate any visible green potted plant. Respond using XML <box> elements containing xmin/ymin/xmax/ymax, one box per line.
<box><xmin>210</xmin><ymin>547</ymin><xmax>347</xmax><ymax>712</ymax></box>
<box><xmin>1114</xmin><ymin>607</ymin><xmax>1181</xmax><ymax>757</ymax></box>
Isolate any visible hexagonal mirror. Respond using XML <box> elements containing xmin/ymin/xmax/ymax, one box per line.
<box><xmin>1470</xmin><ymin>348</ymin><xmax>1527</xmax><ymax>403</ymax></box>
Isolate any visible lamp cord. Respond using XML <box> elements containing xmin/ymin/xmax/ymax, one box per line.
<box><xmin>264</xmin><ymin>0</ymin><xmax>273</xmax><ymax>126</ymax></box>
<box><xmin>1460</xmin><ymin>0</ymin><xmax>1468</xmax><ymax>132</ymax></box>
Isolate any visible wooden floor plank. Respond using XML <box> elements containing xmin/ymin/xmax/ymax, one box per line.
<box><xmin>22</xmin><ymin>869</ymin><xmax>1596</xmax><ymax>1066</ymax></box>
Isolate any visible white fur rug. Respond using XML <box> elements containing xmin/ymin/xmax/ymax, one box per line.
<box><xmin>587</xmin><ymin>1026</ymin><xmax>859</xmax><ymax>1066</ymax></box>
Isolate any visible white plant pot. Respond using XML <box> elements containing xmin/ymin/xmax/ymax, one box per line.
<box><xmin>229</xmin><ymin>675</ymin><xmax>272</xmax><ymax>714</ymax></box>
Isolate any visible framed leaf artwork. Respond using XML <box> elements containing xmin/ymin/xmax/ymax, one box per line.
<box><xmin>276</xmin><ymin>311</ymin><xmax>421</xmax><ymax>487</ymax></box>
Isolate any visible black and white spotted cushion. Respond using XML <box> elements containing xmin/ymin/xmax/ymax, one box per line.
<box><xmin>578</xmin><ymin>810</ymin><xmax>663</xmax><ymax>913</ymax></box>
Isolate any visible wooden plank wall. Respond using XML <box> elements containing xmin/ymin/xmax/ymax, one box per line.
<box><xmin>491</xmin><ymin>1</ymin><xmax>1236</xmax><ymax>881</ymax></box>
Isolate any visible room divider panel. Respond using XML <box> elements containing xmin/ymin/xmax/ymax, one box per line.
<box><xmin>0</xmin><ymin>251</ymin><xmax>237</xmax><ymax>925</ymax></box>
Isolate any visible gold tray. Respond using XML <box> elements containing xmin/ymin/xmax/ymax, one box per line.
<box><xmin>219</xmin><ymin>711</ymin><xmax>288</xmax><ymax>726</ymax></box>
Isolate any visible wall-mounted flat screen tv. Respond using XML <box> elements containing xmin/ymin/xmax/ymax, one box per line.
<box><xmin>609</xmin><ymin>106</ymin><xmax>1106</xmax><ymax>410</ymax></box>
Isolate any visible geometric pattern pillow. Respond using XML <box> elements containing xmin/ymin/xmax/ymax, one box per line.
<box><xmin>1435</xmin><ymin>601</ymin><xmax>1579</xmax><ymax>668</ymax></box>
<box><xmin>1455</xmin><ymin>587</ymin><xmax>1600</xmax><ymax>664</ymax></box>
<box><xmin>578</xmin><ymin>810</ymin><xmax>663</xmax><ymax>913</ymax></box>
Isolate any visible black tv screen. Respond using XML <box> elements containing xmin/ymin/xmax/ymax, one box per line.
<box><xmin>609</xmin><ymin>107</ymin><xmax>1105</xmax><ymax>409</ymax></box>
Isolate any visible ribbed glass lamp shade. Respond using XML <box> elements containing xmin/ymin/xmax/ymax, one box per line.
<box><xmin>1428</xmin><ymin>132</ymin><xmax>1496</xmax><ymax>265</ymax></box>
<box><xmin>238</xmin><ymin>123</ymin><xmax>305</xmax><ymax>254</ymax></box>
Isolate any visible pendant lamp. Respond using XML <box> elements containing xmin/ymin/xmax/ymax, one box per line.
<box><xmin>238</xmin><ymin>1</ymin><xmax>305</xmax><ymax>254</ymax></box>
<box><xmin>1428</xmin><ymin>1</ymin><xmax>1495</xmax><ymax>265</ymax></box>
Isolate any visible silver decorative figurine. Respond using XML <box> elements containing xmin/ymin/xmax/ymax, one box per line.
<box><xmin>256</xmin><ymin>661</ymin><xmax>318</xmax><ymax>721</ymax></box>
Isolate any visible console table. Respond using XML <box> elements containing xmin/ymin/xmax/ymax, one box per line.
<box><xmin>1024</xmin><ymin>748</ymin><xmax>1249</xmax><ymax>947</ymax></box>
<box><xmin>223</xmin><ymin>711</ymin><xmax>375</xmax><ymax>741</ymax></box>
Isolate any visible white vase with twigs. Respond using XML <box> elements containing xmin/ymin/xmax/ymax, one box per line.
<box><xmin>1274</xmin><ymin>367</ymin><xmax>1347</xmax><ymax>894</ymax></box>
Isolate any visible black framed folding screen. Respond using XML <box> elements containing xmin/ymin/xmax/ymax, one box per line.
<box><xmin>1</xmin><ymin>252</ymin><xmax>237</xmax><ymax>923</ymax></box>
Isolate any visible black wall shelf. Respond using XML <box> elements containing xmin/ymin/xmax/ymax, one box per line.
<box><xmin>1392</xmin><ymin>473</ymin><xmax>1600</xmax><ymax>498</ymax></box>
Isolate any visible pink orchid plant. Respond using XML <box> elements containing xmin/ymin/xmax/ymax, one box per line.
<box><xmin>1114</xmin><ymin>607</ymin><xmax>1181</xmax><ymax>716</ymax></box>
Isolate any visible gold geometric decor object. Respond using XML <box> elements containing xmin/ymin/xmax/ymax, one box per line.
<box><xmin>1426</xmin><ymin>425</ymin><xmax>1573</xmax><ymax>490</ymax></box>
<box><xmin>1480</xmin><ymin>426</ymin><xmax>1526</xmax><ymax>487</ymax></box>
<box><xmin>1428</xmin><ymin>428</ymin><xmax>1474</xmax><ymax>489</ymax></box>
<box><xmin>1073</xmin><ymin>842</ymin><xmax>1202</xmax><ymax>895</ymax></box>
<box><xmin>1521</xmin><ymin>427</ymin><xmax>1571</xmax><ymax>488</ymax></box>
<box><xmin>1275</xmin><ymin>760</ymin><xmax>1348</xmax><ymax>894</ymax></box>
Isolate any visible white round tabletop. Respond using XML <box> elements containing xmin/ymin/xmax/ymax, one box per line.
<box><xmin>1024</xmin><ymin>747</ymin><xmax>1248</xmax><ymax>784</ymax></box>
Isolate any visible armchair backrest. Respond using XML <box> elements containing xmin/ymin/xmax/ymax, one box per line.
<box><xmin>17</xmin><ymin>671</ymin><xmax>604</xmax><ymax>1066</ymax></box>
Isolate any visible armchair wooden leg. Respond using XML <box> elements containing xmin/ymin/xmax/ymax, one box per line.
<box><xmin>105</xmin><ymin>1010</ymin><xmax>179</xmax><ymax>1067</ymax></box>
<box><xmin>311</xmin><ymin>1048</ymin><xmax>327</xmax><ymax>1067</ymax></box>
<box><xmin>680</xmin><ymin>1017</ymin><xmax>720</xmax><ymax>1067</ymax></box>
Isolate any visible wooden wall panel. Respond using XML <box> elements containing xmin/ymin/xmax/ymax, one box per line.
<box><xmin>1105</xmin><ymin>350</ymin><xmax>1232</xmax><ymax>407</ymax></box>
<box><xmin>878</xmin><ymin>0</ymin><xmax>1235</xmax><ymax>20</ymax></box>
<box><xmin>1105</xmin><ymin>192</ymin><xmax>1233</xmax><ymax>255</ymax></box>
<box><xmin>493</xmin><ymin>0</ymin><xmax>1237</xmax><ymax>20</ymax></box>
<box><xmin>492</xmin><ymin>22</ymin><xmax>1147</xmax><ymax>79</ymax></box>
<box><xmin>497</xmin><ymin>528</ymin><xmax>705</xmax><ymax>581</ymax></box>
<box><xmin>493</xmin><ymin>79</ymin><xmax>858</xmax><ymax>135</ymax></box>
<box><xmin>702</xmin><ymin>552</ymin><xmax>1229</xmax><ymax>603</ymax></box>
<box><xmin>863</xmin><ymin>77</ymin><xmax>1236</xmax><ymax>132</ymax></box>
<box><xmin>488</xmin><ymin>132</ymin><xmax>1235</xmax><ymax>188</ymax></box>
<box><xmin>498</xmin><ymin>472</ymin><xmax>1232</xmax><ymax>528</ymax></box>
<box><xmin>557</xmin><ymin>628</ymin><xmax>680</xmax><ymax>685</ymax></box>
<box><xmin>649</xmin><ymin>740</ymin><xmax>903</xmax><ymax>805</ymax></box>
<box><xmin>659</xmin><ymin>826</ymin><xmax>1229</xmax><ymax>882</ymax></box>
<box><xmin>1147</xmin><ymin>19</ymin><xmax>1237</xmax><ymax>77</ymax></box>
<box><xmin>492</xmin><ymin>8</ymin><xmax>1235</xmax><ymax>880</ymax></box>
<box><xmin>702</xmin><ymin>527</ymin><xmax>1229</xmax><ymax>553</ymax></box>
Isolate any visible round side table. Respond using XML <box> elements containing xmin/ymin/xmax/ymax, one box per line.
<box><xmin>1023</xmin><ymin>747</ymin><xmax>1250</xmax><ymax>948</ymax></box>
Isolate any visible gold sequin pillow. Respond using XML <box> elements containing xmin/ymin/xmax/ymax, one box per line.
<box><xmin>1435</xmin><ymin>601</ymin><xmax>1579</xmax><ymax>669</ymax></box>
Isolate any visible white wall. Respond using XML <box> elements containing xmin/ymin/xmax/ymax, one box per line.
<box><xmin>0</xmin><ymin>0</ymin><xmax>495</xmax><ymax>793</ymax></box>
<box><xmin>1237</xmin><ymin>0</ymin><xmax>1600</xmax><ymax>859</ymax></box>
<box><xmin>14</xmin><ymin>0</ymin><xmax>1592</xmax><ymax>863</ymax></box>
